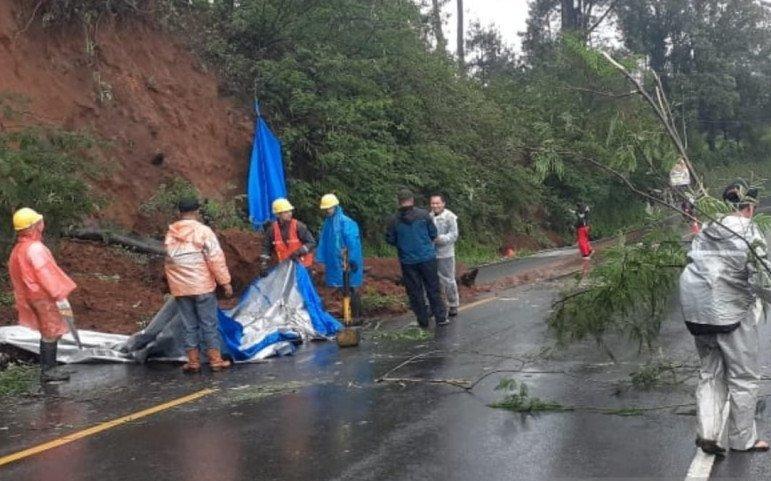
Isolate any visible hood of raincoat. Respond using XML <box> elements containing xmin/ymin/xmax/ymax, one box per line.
<box><xmin>164</xmin><ymin>219</ymin><xmax>231</xmax><ymax>297</ymax></box>
<box><xmin>166</xmin><ymin>220</ymin><xmax>204</xmax><ymax>245</ymax></box>
<box><xmin>16</xmin><ymin>224</ymin><xmax>43</xmax><ymax>243</ymax></box>
<box><xmin>679</xmin><ymin>214</ymin><xmax>766</xmax><ymax>329</ymax></box>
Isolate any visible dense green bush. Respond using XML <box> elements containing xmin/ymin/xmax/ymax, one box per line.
<box><xmin>139</xmin><ymin>177</ymin><xmax>250</xmax><ymax>231</ymax></box>
<box><xmin>0</xmin><ymin>124</ymin><xmax>99</xmax><ymax>256</ymax></box>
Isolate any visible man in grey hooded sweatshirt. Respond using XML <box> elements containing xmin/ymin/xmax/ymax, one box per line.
<box><xmin>679</xmin><ymin>180</ymin><xmax>771</xmax><ymax>455</ymax></box>
<box><xmin>430</xmin><ymin>194</ymin><xmax>460</xmax><ymax>317</ymax></box>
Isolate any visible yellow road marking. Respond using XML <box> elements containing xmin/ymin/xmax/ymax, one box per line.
<box><xmin>0</xmin><ymin>388</ymin><xmax>216</xmax><ymax>468</ymax></box>
<box><xmin>458</xmin><ymin>296</ymin><xmax>497</xmax><ymax>312</ymax></box>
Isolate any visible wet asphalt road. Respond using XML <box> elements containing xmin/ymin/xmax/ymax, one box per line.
<box><xmin>3</xmin><ymin>255</ymin><xmax>771</xmax><ymax>479</ymax></box>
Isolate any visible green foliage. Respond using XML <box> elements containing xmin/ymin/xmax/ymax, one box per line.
<box><xmin>0</xmin><ymin>290</ymin><xmax>13</xmax><ymax>307</ymax></box>
<box><xmin>629</xmin><ymin>361</ymin><xmax>680</xmax><ymax>390</ymax></box>
<box><xmin>616</xmin><ymin>0</ymin><xmax>771</xmax><ymax>157</ymax></box>
<box><xmin>455</xmin><ymin>240</ymin><xmax>500</xmax><ymax>266</ymax></box>
<box><xmin>0</xmin><ymin>118</ymin><xmax>99</xmax><ymax>256</ymax></box>
<box><xmin>370</xmin><ymin>326</ymin><xmax>432</xmax><ymax>342</ymax></box>
<box><xmin>139</xmin><ymin>177</ymin><xmax>198</xmax><ymax>215</ymax></box>
<box><xmin>139</xmin><ymin>177</ymin><xmax>249</xmax><ymax>231</ymax></box>
<box><xmin>360</xmin><ymin>291</ymin><xmax>407</xmax><ymax>317</ymax></box>
<box><xmin>549</xmin><ymin>231</ymin><xmax>686</xmax><ymax>352</ymax></box>
<box><xmin>185</xmin><ymin>0</ymin><xmax>594</xmax><ymax>243</ymax></box>
<box><xmin>489</xmin><ymin>378</ymin><xmax>567</xmax><ymax>413</ymax></box>
<box><xmin>0</xmin><ymin>363</ymin><xmax>37</xmax><ymax>397</ymax></box>
<box><xmin>23</xmin><ymin>0</ymin><xmax>153</xmax><ymax>27</ymax></box>
<box><xmin>201</xmin><ymin>197</ymin><xmax>250</xmax><ymax>231</ymax></box>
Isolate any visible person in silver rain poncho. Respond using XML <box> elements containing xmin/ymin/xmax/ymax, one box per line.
<box><xmin>680</xmin><ymin>180</ymin><xmax>771</xmax><ymax>455</ymax></box>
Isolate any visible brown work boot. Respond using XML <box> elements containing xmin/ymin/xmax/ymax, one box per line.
<box><xmin>206</xmin><ymin>348</ymin><xmax>231</xmax><ymax>372</ymax></box>
<box><xmin>182</xmin><ymin>349</ymin><xmax>201</xmax><ymax>373</ymax></box>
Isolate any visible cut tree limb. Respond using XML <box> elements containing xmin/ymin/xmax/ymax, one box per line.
<box><xmin>64</xmin><ymin>228</ymin><xmax>165</xmax><ymax>256</ymax></box>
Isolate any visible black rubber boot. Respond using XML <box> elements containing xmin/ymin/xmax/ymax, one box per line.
<box><xmin>40</xmin><ymin>340</ymin><xmax>69</xmax><ymax>383</ymax></box>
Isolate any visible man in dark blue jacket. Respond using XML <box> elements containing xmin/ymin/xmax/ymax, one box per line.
<box><xmin>386</xmin><ymin>189</ymin><xmax>448</xmax><ymax>328</ymax></box>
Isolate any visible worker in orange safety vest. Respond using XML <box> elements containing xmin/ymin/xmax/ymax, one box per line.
<box><xmin>260</xmin><ymin>198</ymin><xmax>316</xmax><ymax>270</ymax></box>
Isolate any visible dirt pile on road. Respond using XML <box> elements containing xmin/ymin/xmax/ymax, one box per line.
<box><xmin>218</xmin><ymin>228</ymin><xmax>264</xmax><ymax>293</ymax></box>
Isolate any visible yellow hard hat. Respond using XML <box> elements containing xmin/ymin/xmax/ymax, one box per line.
<box><xmin>13</xmin><ymin>208</ymin><xmax>43</xmax><ymax>231</ymax></box>
<box><xmin>319</xmin><ymin>193</ymin><xmax>340</xmax><ymax>210</ymax></box>
<box><xmin>272</xmin><ymin>198</ymin><xmax>294</xmax><ymax>214</ymax></box>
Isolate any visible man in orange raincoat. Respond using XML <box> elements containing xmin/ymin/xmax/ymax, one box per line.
<box><xmin>8</xmin><ymin>208</ymin><xmax>77</xmax><ymax>382</ymax></box>
<box><xmin>164</xmin><ymin>198</ymin><xmax>233</xmax><ymax>373</ymax></box>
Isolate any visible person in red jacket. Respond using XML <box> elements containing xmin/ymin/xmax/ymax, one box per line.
<box><xmin>8</xmin><ymin>208</ymin><xmax>76</xmax><ymax>382</ymax></box>
<box><xmin>165</xmin><ymin>198</ymin><xmax>233</xmax><ymax>373</ymax></box>
<box><xmin>575</xmin><ymin>203</ymin><xmax>593</xmax><ymax>258</ymax></box>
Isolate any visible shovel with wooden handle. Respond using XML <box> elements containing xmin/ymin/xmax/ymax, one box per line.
<box><xmin>337</xmin><ymin>248</ymin><xmax>360</xmax><ymax>348</ymax></box>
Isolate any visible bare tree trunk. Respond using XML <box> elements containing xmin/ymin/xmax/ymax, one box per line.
<box><xmin>431</xmin><ymin>0</ymin><xmax>447</xmax><ymax>53</ymax></box>
<box><xmin>65</xmin><ymin>228</ymin><xmax>166</xmax><ymax>256</ymax></box>
<box><xmin>456</xmin><ymin>0</ymin><xmax>465</xmax><ymax>71</ymax></box>
<box><xmin>561</xmin><ymin>0</ymin><xmax>579</xmax><ymax>32</ymax></box>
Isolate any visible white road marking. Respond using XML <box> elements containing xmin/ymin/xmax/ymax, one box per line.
<box><xmin>685</xmin><ymin>401</ymin><xmax>730</xmax><ymax>480</ymax></box>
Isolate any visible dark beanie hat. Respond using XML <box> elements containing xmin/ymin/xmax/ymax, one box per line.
<box><xmin>178</xmin><ymin>198</ymin><xmax>201</xmax><ymax>213</ymax></box>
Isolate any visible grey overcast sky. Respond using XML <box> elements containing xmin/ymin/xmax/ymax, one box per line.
<box><xmin>441</xmin><ymin>0</ymin><xmax>531</xmax><ymax>53</ymax></box>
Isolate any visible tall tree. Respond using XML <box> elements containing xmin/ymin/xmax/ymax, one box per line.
<box><xmin>457</xmin><ymin>0</ymin><xmax>465</xmax><ymax>70</ymax></box>
<box><xmin>465</xmin><ymin>21</ymin><xmax>517</xmax><ymax>84</ymax></box>
<box><xmin>616</xmin><ymin>0</ymin><xmax>771</xmax><ymax>152</ymax></box>
<box><xmin>430</xmin><ymin>0</ymin><xmax>448</xmax><ymax>53</ymax></box>
<box><xmin>522</xmin><ymin>0</ymin><xmax>616</xmax><ymax>61</ymax></box>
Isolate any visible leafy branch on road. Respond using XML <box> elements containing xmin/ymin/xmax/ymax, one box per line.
<box><xmin>489</xmin><ymin>378</ymin><xmax>568</xmax><ymax>413</ymax></box>
<box><xmin>549</xmin><ymin>49</ymin><xmax>771</xmax><ymax>354</ymax></box>
<box><xmin>628</xmin><ymin>361</ymin><xmax>684</xmax><ymax>390</ymax></box>
<box><xmin>370</xmin><ymin>326</ymin><xmax>432</xmax><ymax>342</ymax></box>
<box><xmin>489</xmin><ymin>377</ymin><xmax>697</xmax><ymax>417</ymax></box>
<box><xmin>549</xmin><ymin>232</ymin><xmax>685</xmax><ymax>354</ymax></box>
<box><xmin>0</xmin><ymin>363</ymin><xmax>37</xmax><ymax>397</ymax></box>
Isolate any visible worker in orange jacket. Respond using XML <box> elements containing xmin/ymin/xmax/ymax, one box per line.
<box><xmin>8</xmin><ymin>208</ymin><xmax>77</xmax><ymax>382</ymax></box>
<box><xmin>164</xmin><ymin>198</ymin><xmax>233</xmax><ymax>373</ymax></box>
<box><xmin>260</xmin><ymin>198</ymin><xmax>316</xmax><ymax>270</ymax></box>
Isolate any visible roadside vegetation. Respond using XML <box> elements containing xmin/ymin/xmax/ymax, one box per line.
<box><xmin>0</xmin><ymin>95</ymin><xmax>100</xmax><ymax>257</ymax></box>
<box><xmin>11</xmin><ymin>1</ymin><xmax>771</xmax><ymax>342</ymax></box>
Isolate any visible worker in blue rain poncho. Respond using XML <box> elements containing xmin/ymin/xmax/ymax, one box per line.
<box><xmin>316</xmin><ymin>194</ymin><xmax>364</xmax><ymax>320</ymax></box>
<box><xmin>680</xmin><ymin>180</ymin><xmax>771</xmax><ymax>456</ymax></box>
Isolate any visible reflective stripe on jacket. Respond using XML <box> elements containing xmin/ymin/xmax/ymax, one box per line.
<box><xmin>164</xmin><ymin>219</ymin><xmax>231</xmax><ymax>297</ymax></box>
<box><xmin>272</xmin><ymin>219</ymin><xmax>314</xmax><ymax>267</ymax></box>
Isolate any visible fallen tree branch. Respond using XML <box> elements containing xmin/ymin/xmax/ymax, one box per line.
<box><xmin>64</xmin><ymin>228</ymin><xmax>165</xmax><ymax>256</ymax></box>
<box><xmin>375</xmin><ymin>377</ymin><xmax>472</xmax><ymax>389</ymax></box>
<box><xmin>376</xmin><ymin>350</ymin><xmax>441</xmax><ymax>380</ymax></box>
<box><xmin>600</xmin><ymin>51</ymin><xmax>704</xmax><ymax>194</ymax></box>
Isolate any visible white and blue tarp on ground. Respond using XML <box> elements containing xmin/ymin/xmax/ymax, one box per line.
<box><xmin>0</xmin><ymin>261</ymin><xmax>342</xmax><ymax>364</ymax></box>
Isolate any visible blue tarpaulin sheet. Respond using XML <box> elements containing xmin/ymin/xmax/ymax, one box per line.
<box><xmin>247</xmin><ymin>103</ymin><xmax>287</xmax><ymax>228</ymax></box>
<box><xmin>217</xmin><ymin>260</ymin><xmax>342</xmax><ymax>361</ymax></box>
